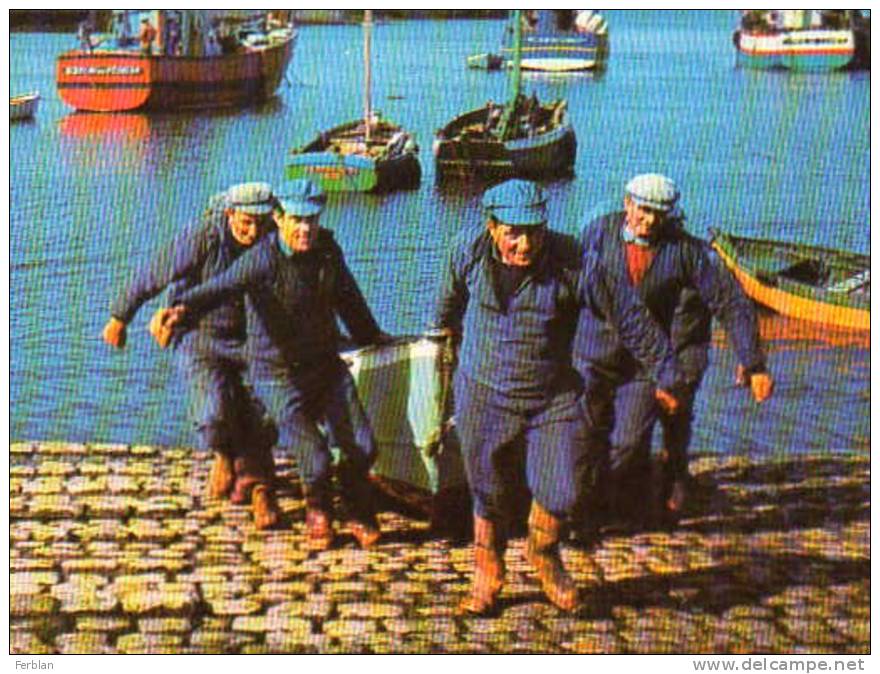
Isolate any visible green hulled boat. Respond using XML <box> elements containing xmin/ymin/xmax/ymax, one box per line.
<box><xmin>286</xmin><ymin>11</ymin><xmax>420</xmax><ymax>193</ymax></box>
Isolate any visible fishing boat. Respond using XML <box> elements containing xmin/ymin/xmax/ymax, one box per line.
<box><xmin>710</xmin><ymin>229</ymin><xmax>869</xmax><ymax>331</ymax></box>
<box><xmin>341</xmin><ymin>334</ymin><xmax>469</xmax><ymax>526</ymax></box>
<box><xmin>56</xmin><ymin>10</ymin><xmax>295</xmax><ymax>112</ymax></box>
<box><xmin>10</xmin><ymin>92</ymin><xmax>40</xmax><ymax>121</ymax></box>
<box><xmin>435</xmin><ymin>10</ymin><xmax>577</xmax><ymax>182</ymax></box>
<box><xmin>733</xmin><ymin>10</ymin><xmax>856</xmax><ymax>71</ymax></box>
<box><xmin>468</xmin><ymin>10</ymin><xmax>608</xmax><ymax>72</ymax></box>
<box><xmin>286</xmin><ymin>10</ymin><xmax>420</xmax><ymax>193</ymax></box>
<box><xmin>506</xmin><ymin>9</ymin><xmax>608</xmax><ymax>72</ymax></box>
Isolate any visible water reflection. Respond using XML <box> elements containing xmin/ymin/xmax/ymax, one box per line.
<box><xmin>59</xmin><ymin>112</ymin><xmax>151</xmax><ymax>139</ymax></box>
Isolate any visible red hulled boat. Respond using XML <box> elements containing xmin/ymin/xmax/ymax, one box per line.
<box><xmin>57</xmin><ymin>10</ymin><xmax>295</xmax><ymax>112</ymax></box>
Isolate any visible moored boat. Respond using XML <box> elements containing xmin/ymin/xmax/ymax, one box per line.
<box><xmin>709</xmin><ymin>229</ymin><xmax>869</xmax><ymax>331</ymax></box>
<box><xmin>10</xmin><ymin>92</ymin><xmax>40</xmax><ymax>121</ymax></box>
<box><xmin>505</xmin><ymin>9</ymin><xmax>608</xmax><ymax>72</ymax></box>
<box><xmin>286</xmin><ymin>11</ymin><xmax>420</xmax><ymax>193</ymax></box>
<box><xmin>733</xmin><ymin>10</ymin><xmax>856</xmax><ymax>71</ymax></box>
<box><xmin>56</xmin><ymin>10</ymin><xmax>295</xmax><ymax>112</ymax></box>
<box><xmin>341</xmin><ymin>334</ymin><xmax>468</xmax><ymax>525</ymax></box>
<box><xmin>435</xmin><ymin>10</ymin><xmax>577</xmax><ymax>183</ymax></box>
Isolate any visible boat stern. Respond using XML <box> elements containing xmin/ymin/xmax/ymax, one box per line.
<box><xmin>56</xmin><ymin>51</ymin><xmax>152</xmax><ymax>112</ymax></box>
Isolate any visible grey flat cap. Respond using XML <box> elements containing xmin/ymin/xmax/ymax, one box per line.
<box><xmin>626</xmin><ymin>174</ymin><xmax>680</xmax><ymax>212</ymax></box>
<box><xmin>225</xmin><ymin>182</ymin><xmax>275</xmax><ymax>215</ymax></box>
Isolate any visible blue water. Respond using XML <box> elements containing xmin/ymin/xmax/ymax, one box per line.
<box><xmin>10</xmin><ymin>11</ymin><xmax>870</xmax><ymax>457</ymax></box>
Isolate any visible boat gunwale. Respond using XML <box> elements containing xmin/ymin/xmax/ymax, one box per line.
<box><xmin>710</xmin><ymin>229</ymin><xmax>870</xmax><ymax>311</ymax></box>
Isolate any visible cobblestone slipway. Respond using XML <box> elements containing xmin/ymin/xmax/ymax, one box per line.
<box><xmin>9</xmin><ymin>442</ymin><xmax>869</xmax><ymax>654</ymax></box>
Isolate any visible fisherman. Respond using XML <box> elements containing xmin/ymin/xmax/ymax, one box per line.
<box><xmin>139</xmin><ymin>17</ymin><xmax>157</xmax><ymax>56</ymax></box>
<box><xmin>574</xmin><ymin>173</ymin><xmax>773</xmax><ymax>528</ymax></box>
<box><xmin>77</xmin><ymin>19</ymin><xmax>94</xmax><ymax>52</ymax></box>
<box><xmin>434</xmin><ymin>179</ymin><xmax>683</xmax><ymax>615</ymax></box>
<box><xmin>163</xmin><ymin>179</ymin><xmax>393</xmax><ymax>552</ymax></box>
<box><xmin>102</xmin><ymin>182</ymin><xmax>282</xmax><ymax>529</ymax></box>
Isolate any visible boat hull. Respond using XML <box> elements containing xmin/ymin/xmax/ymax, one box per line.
<box><xmin>56</xmin><ymin>36</ymin><xmax>294</xmax><ymax>112</ymax></box>
<box><xmin>734</xmin><ymin>29</ymin><xmax>855</xmax><ymax>71</ymax></box>
<box><xmin>287</xmin><ymin>118</ymin><xmax>421</xmax><ymax>193</ymax></box>
<box><xmin>287</xmin><ymin>150</ymin><xmax>420</xmax><ymax>193</ymax></box>
<box><xmin>434</xmin><ymin>103</ymin><xmax>576</xmax><ymax>182</ymax></box>
<box><xmin>504</xmin><ymin>33</ymin><xmax>608</xmax><ymax>72</ymax></box>
<box><xmin>10</xmin><ymin>93</ymin><xmax>40</xmax><ymax>121</ymax></box>
<box><xmin>341</xmin><ymin>336</ymin><xmax>467</xmax><ymax>506</ymax></box>
<box><xmin>710</xmin><ymin>230</ymin><xmax>869</xmax><ymax>330</ymax></box>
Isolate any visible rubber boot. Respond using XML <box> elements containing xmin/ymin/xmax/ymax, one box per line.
<box><xmin>526</xmin><ymin>501</ymin><xmax>580</xmax><ymax>612</ymax></box>
<box><xmin>206</xmin><ymin>451</ymin><xmax>235</xmax><ymax>499</ymax></box>
<box><xmin>658</xmin><ymin>448</ymin><xmax>686</xmax><ymax>515</ymax></box>
<box><xmin>251</xmin><ymin>484</ymin><xmax>281</xmax><ymax>530</ymax></box>
<box><xmin>304</xmin><ymin>486</ymin><xmax>334</xmax><ymax>552</ymax></box>
<box><xmin>339</xmin><ymin>465</ymin><xmax>381</xmax><ymax>549</ymax></box>
<box><xmin>457</xmin><ymin>515</ymin><xmax>506</xmax><ymax>616</ymax></box>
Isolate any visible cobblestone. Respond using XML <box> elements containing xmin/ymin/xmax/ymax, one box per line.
<box><xmin>7</xmin><ymin>444</ymin><xmax>870</xmax><ymax>654</ymax></box>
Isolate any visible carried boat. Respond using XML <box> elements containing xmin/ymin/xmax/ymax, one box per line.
<box><xmin>710</xmin><ymin>229</ymin><xmax>869</xmax><ymax>331</ymax></box>
<box><xmin>341</xmin><ymin>334</ymin><xmax>469</xmax><ymax>527</ymax></box>
<box><xmin>10</xmin><ymin>92</ymin><xmax>40</xmax><ymax>121</ymax></box>
<box><xmin>733</xmin><ymin>10</ymin><xmax>857</xmax><ymax>71</ymax></box>
<box><xmin>286</xmin><ymin>10</ymin><xmax>420</xmax><ymax>193</ymax></box>
<box><xmin>56</xmin><ymin>10</ymin><xmax>295</xmax><ymax>112</ymax></box>
<box><xmin>435</xmin><ymin>10</ymin><xmax>577</xmax><ymax>182</ymax></box>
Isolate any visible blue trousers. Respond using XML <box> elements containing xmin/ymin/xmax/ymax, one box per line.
<box><xmin>178</xmin><ymin>346</ymin><xmax>275</xmax><ymax>457</ymax></box>
<box><xmin>250</xmin><ymin>356</ymin><xmax>376</xmax><ymax>496</ymax></box>
<box><xmin>454</xmin><ymin>375</ymin><xmax>588</xmax><ymax>521</ymax></box>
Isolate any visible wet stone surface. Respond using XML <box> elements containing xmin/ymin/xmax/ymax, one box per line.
<box><xmin>8</xmin><ymin>443</ymin><xmax>870</xmax><ymax>654</ymax></box>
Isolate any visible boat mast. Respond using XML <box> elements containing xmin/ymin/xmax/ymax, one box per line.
<box><xmin>363</xmin><ymin>9</ymin><xmax>373</xmax><ymax>142</ymax></box>
<box><xmin>499</xmin><ymin>9</ymin><xmax>523</xmax><ymax>141</ymax></box>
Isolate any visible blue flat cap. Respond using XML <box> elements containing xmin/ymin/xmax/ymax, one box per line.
<box><xmin>279</xmin><ymin>179</ymin><xmax>326</xmax><ymax>217</ymax></box>
<box><xmin>225</xmin><ymin>182</ymin><xmax>275</xmax><ymax>215</ymax></box>
<box><xmin>482</xmin><ymin>179</ymin><xmax>548</xmax><ymax>226</ymax></box>
<box><xmin>625</xmin><ymin>173</ymin><xmax>679</xmax><ymax>213</ymax></box>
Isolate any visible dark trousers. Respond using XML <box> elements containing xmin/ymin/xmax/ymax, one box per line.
<box><xmin>579</xmin><ymin>375</ymin><xmax>701</xmax><ymax>519</ymax></box>
<box><xmin>250</xmin><ymin>357</ymin><xmax>376</xmax><ymax>498</ymax></box>
<box><xmin>454</xmin><ymin>375</ymin><xmax>587</xmax><ymax>521</ymax></box>
<box><xmin>178</xmin><ymin>348</ymin><xmax>275</xmax><ymax>458</ymax></box>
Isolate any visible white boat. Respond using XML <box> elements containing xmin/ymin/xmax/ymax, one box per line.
<box><xmin>10</xmin><ymin>92</ymin><xmax>40</xmax><ymax>121</ymax></box>
<box><xmin>341</xmin><ymin>334</ymin><xmax>469</xmax><ymax>527</ymax></box>
<box><xmin>733</xmin><ymin>10</ymin><xmax>856</xmax><ymax>71</ymax></box>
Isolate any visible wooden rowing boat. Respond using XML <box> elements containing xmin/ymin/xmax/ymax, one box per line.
<box><xmin>710</xmin><ymin>229</ymin><xmax>869</xmax><ymax>330</ymax></box>
<box><xmin>434</xmin><ymin>9</ymin><xmax>577</xmax><ymax>183</ymax></box>
<box><xmin>286</xmin><ymin>11</ymin><xmax>420</xmax><ymax>193</ymax></box>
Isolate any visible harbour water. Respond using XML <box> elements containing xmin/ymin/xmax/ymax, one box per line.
<box><xmin>9</xmin><ymin>11</ymin><xmax>870</xmax><ymax>457</ymax></box>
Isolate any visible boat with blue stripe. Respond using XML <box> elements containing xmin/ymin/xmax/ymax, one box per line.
<box><xmin>503</xmin><ymin>10</ymin><xmax>608</xmax><ymax>72</ymax></box>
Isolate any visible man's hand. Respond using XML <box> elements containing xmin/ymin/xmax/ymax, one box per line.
<box><xmin>148</xmin><ymin>306</ymin><xmax>185</xmax><ymax>349</ymax></box>
<box><xmin>735</xmin><ymin>365</ymin><xmax>774</xmax><ymax>403</ymax></box>
<box><xmin>749</xmin><ymin>372</ymin><xmax>774</xmax><ymax>403</ymax></box>
<box><xmin>655</xmin><ymin>388</ymin><xmax>680</xmax><ymax>415</ymax></box>
<box><xmin>102</xmin><ymin>317</ymin><xmax>127</xmax><ymax>349</ymax></box>
<box><xmin>373</xmin><ymin>331</ymin><xmax>395</xmax><ymax>346</ymax></box>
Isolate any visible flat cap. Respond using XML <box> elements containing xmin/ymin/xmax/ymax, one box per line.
<box><xmin>225</xmin><ymin>182</ymin><xmax>275</xmax><ymax>215</ymax></box>
<box><xmin>625</xmin><ymin>173</ymin><xmax>679</xmax><ymax>213</ymax></box>
<box><xmin>279</xmin><ymin>179</ymin><xmax>326</xmax><ymax>217</ymax></box>
<box><xmin>482</xmin><ymin>179</ymin><xmax>547</xmax><ymax>226</ymax></box>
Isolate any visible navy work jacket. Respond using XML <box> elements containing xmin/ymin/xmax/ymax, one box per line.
<box><xmin>174</xmin><ymin>229</ymin><xmax>382</xmax><ymax>368</ymax></box>
<box><xmin>575</xmin><ymin>211</ymin><xmax>765</xmax><ymax>384</ymax></box>
<box><xmin>434</xmin><ymin>228</ymin><xmax>681</xmax><ymax>403</ymax></box>
<box><xmin>110</xmin><ymin>212</ymin><xmax>249</xmax><ymax>352</ymax></box>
